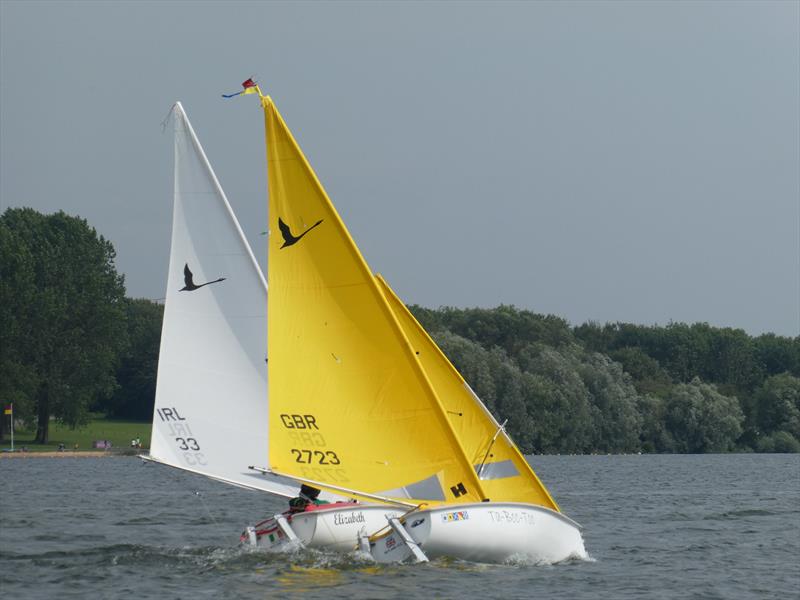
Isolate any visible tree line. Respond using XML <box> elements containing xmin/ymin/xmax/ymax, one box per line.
<box><xmin>411</xmin><ymin>305</ymin><xmax>800</xmax><ymax>454</ymax></box>
<box><xmin>2</xmin><ymin>208</ymin><xmax>798</xmax><ymax>452</ymax></box>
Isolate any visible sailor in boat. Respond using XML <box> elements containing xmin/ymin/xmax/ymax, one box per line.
<box><xmin>288</xmin><ymin>484</ymin><xmax>330</xmax><ymax>513</ymax></box>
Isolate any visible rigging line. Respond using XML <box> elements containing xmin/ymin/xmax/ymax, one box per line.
<box><xmin>157</xmin><ymin>461</ymin><xmax>221</xmax><ymax>525</ymax></box>
<box><xmin>193</xmin><ymin>490</ymin><xmax>220</xmax><ymax>526</ymax></box>
<box><xmin>476</xmin><ymin>419</ymin><xmax>508</xmax><ymax>478</ymax></box>
<box><xmin>160</xmin><ymin>103</ymin><xmax>177</xmax><ymax>133</ymax></box>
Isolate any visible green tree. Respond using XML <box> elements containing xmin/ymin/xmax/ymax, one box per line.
<box><xmin>663</xmin><ymin>378</ymin><xmax>743</xmax><ymax>453</ymax></box>
<box><xmin>755</xmin><ymin>431</ymin><xmax>800</xmax><ymax>453</ymax></box>
<box><xmin>0</xmin><ymin>208</ymin><xmax>127</xmax><ymax>443</ymax></box>
<box><xmin>515</xmin><ymin>344</ymin><xmax>594</xmax><ymax>453</ymax></box>
<box><xmin>416</xmin><ymin>305</ymin><xmax>792</xmax><ymax>454</ymax></box>
<box><xmin>104</xmin><ymin>298</ymin><xmax>163</xmax><ymax>420</ymax></box>
<box><xmin>754</xmin><ymin>334</ymin><xmax>800</xmax><ymax>378</ymax></box>
<box><xmin>754</xmin><ymin>373</ymin><xmax>800</xmax><ymax>440</ymax></box>
<box><xmin>0</xmin><ymin>220</ymin><xmax>39</xmax><ymax>440</ymax></box>
<box><xmin>577</xmin><ymin>353</ymin><xmax>642</xmax><ymax>453</ymax></box>
<box><xmin>413</xmin><ymin>305</ymin><xmax>573</xmax><ymax>356</ymax></box>
<box><xmin>637</xmin><ymin>394</ymin><xmax>674</xmax><ymax>453</ymax></box>
<box><xmin>576</xmin><ymin>321</ymin><xmax>767</xmax><ymax>391</ymax></box>
<box><xmin>706</xmin><ymin>327</ymin><xmax>762</xmax><ymax>392</ymax></box>
<box><xmin>572</xmin><ymin>321</ymin><xmax>613</xmax><ymax>354</ymax></box>
<box><xmin>608</xmin><ymin>346</ymin><xmax>672</xmax><ymax>397</ymax></box>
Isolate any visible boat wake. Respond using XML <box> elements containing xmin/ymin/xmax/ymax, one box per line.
<box><xmin>246</xmin><ymin>541</ymin><xmax>595</xmax><ymax>570</ymax></box>
<box><xmin>2</xmin><ymin>540</ymin><xmax>594</xmax><ymax>572</ymax></box>
<box><xmin>503</xmin><ymin>548</ymin><xmax>594</xmax><ymax>567</ymax></box>
<box><xmin>702</xmin><ymin>507</ymin><xmax>777</xmax><ymax>521</ymax></box>
<box><xmin>1</xmin><ymin>540</ymin><xmax>595</xmax><ymax>600</ymax></box>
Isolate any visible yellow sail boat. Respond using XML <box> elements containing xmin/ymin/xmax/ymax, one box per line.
<box><xmin>149</xmin><ymin>84</ymin><xmax>586</xmax><ymax>564</ymax></box>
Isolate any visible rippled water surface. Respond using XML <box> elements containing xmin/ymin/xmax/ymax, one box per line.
<box><xmin>1</xmin><ymin>454</ymin><xmax>798</xmax><ymax>599</ymax></box>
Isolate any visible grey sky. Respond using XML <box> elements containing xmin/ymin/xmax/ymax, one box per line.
<box><xmin>1</xmin><ymin>0</ymin><xmax>798</xmax><ymax>336</ymax></box>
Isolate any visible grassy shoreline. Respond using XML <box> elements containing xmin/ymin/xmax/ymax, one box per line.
<box><xmin>0</xmin><ymin>418</ymin><xmax>150</xmax><ymax>454</ymax></box>
<box><xmin>0</xmin><ymin>450</ymin><xmax>143</xmax><ymax>459</ymax></box>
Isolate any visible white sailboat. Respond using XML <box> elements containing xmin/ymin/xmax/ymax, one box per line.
<box><xmin>149</xmin><ymin>93</ymin><xmax>586</xmax><ymax>564</ymax></box>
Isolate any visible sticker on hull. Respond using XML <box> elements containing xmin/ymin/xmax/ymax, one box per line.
<box><xmin>442</xmin><ymin>511</ymin><xmax>469</xmax><ymax>522</ymax></box>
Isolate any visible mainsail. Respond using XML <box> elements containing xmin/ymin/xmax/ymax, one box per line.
<box><xmin>150</xmin><ymin>102</ymin><xmax>296</xmax><ymax>497</ymax></box>
<box><xmin>263</xmin><ymin>96</ymin><xmax>557</xmax><ymax>508</ymax></box>
<box><xmin>264</xmin><ymin>97</ymin><xmax>486</xmax><ymax>503</ymax></box>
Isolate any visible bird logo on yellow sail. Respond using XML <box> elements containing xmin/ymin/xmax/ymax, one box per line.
<box><xmin>278</xmin><ymin>217</ymin><xmax>323</xmax><ymax>249</ymax></box>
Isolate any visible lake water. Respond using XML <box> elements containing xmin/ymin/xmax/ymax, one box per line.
<box><xmin>1</xmin><ymin>454</ymin><xmax>797</xmax><ymax>599</ymax></box>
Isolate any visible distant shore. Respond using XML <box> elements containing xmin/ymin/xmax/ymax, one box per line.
<box><xmin>0</xmin><ymin>451</ymin><xmax>145</xmax><ymax>459</ymax></box>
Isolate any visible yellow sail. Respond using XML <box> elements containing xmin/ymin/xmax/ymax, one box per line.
<box><xmin>263</xmin><ymin>96</ymin><xmax>486</xmax><ymax>504</ymax></box>
<box><xmin>375</xmin><ymin>275</ymin><xmax>559</xmax><ymax>510</ymax></box>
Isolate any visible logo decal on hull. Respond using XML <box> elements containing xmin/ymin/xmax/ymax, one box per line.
<box><xmin>442</xmin><ymin>511</ymin><xmax>469</xmax><ymax>523</ymax></box>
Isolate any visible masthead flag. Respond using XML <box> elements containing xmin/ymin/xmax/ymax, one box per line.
<box><xmin>222</xmin><ymin>78</ymin><xmax>262</xmax><ymax>98</ymax></box>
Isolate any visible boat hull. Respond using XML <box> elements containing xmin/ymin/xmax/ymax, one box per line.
<box><xmin>370</xmin><ymin>502</ymin><xmax>586</xmax><ymax>564</ymax></box>
<box><xmin>245</xmin><ymin>503</ymin><xmax>403</xmax><ymax>552</ymax></box>
<box><xmin>246</xmin><ymin>501</ymin><xmax>585</xmax><ymax>564</ymax></box>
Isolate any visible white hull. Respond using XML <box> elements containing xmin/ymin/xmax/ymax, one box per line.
<box><xmin>371</xmin><ymin>502</ymin><xmax>586</xmax><ymax>564</ymax></box>
<box><xmin>245</xmin><ymin>502</ymin><xmax>585</xmax><ymax>564</ymax></box>
<box><xmin>244</xmin><ymin>504</ymin><xmax>403</xmax><ymax>552</ymax></box>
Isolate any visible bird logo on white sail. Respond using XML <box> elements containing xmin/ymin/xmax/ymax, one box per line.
<box><xmin>179</xmin><ymin>263</ymin><xmax>226</xmax><ymax>292</ymax></box>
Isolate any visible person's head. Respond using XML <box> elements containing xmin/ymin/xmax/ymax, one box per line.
<box><xmin>300</xmin><ymin>484</ymin><xmax>321</xmax><ymax>500</ymax></box>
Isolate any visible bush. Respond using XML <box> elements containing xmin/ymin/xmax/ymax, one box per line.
<box><xmin>755</xmin><ymin>431</ymin><xmax>800</xmax><ymax>453</ymax></box>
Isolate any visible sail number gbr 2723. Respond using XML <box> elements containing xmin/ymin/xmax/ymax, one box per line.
<box><xmin>281</xmin><ymin>413</ymin><xmax>341</xmax><ymax>465</ymax></box>
<box><xmin>290</xmin><ymin>449</ymin><xmax>340</xmax><ymax>465</ymax></box>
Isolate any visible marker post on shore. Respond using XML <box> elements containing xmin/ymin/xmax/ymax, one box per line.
<box><xmin>4</xmin><ymin>404</ymin><xmax>13</xmax><ymax>451</ymax></box>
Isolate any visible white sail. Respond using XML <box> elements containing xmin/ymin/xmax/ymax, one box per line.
<box><xmin>149</xmin><ymin>102</ymin><xmax>296</xmax><ymax>497</ymax></box>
